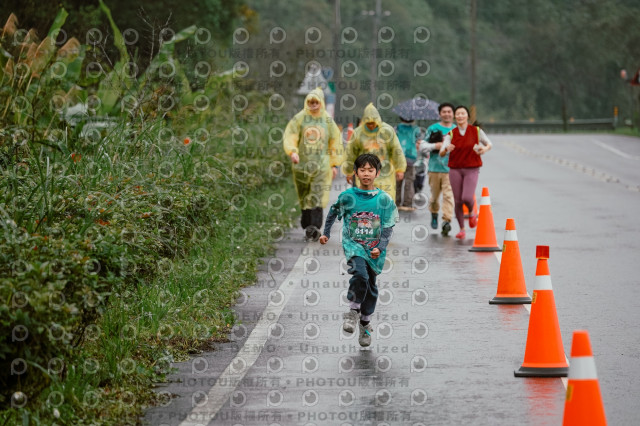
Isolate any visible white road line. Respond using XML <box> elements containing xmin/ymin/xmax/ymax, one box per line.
<box><xmin>178</xmin><ymin>244</ymin><xmax>309</xmax><ymax>426</ymax></box>
<box><xmin>504</xmin><ymin>139</ymin><xmax>640</xmax><ymax>192</ymax></box>
<box><xmin>591</xmin><ymin>139</ymin><xmax>640</xmax><ymax>160</ymax></box>
<box><xmin>493</xmin><ymin>249</ymin><xmax>567</xmax><ymax>388</ymax></box>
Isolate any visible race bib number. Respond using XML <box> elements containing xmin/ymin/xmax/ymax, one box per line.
<box><xmin>348</xmin><ymin>211</ymin><xmax>381</xmax><ymax>249</ymax></box>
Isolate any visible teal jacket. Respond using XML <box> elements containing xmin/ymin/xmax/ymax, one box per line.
<box><xmin>395</xmin><ymin>123</ymin><xmax>420</xmax><ymax>162</ymax></box>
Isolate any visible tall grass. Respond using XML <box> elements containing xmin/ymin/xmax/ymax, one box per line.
<box><xmin>0</xmin><ymin>5</ymin><xmax>297</xmax><ymax>424</ymax></box>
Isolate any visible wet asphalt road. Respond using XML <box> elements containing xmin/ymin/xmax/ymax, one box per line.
<box><xmin>144</xmin><ymin>133</ymin><xmax>640</xmax><ymax>425</ymax></box>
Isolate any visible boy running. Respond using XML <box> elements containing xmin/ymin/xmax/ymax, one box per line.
<box><xmin>319</xmin><ymin>154</ymin><xmax>399</xmax><ymax>347</ymax></box>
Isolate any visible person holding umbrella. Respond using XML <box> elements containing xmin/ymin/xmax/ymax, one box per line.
<box><xmin>391</xmin><ymin>96</ymin><xmax>440</xmax><ymax>209</ymax></box>
<box><xmin>439</xmin><ymin>105</ymin><xmax>492</xmax><ymax>239</ymax></box>
<box><xmin>343</xmin><ymin>103</ymin><xmax>407</xmax><ymax>201</ymax></box>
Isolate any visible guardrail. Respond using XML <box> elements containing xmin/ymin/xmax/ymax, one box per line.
<box><xmin>481</xmin><ymin>118</ymin><xmax>615</xmax><ymax>133</ymax></box>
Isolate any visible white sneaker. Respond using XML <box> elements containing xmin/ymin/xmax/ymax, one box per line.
<box><xmin>342</xmin><ymin>309</ymin><xmax>359</xmax><ymax>333</ymax></box>
<box><xmin>358</xmin><ymin>322</ymin><xmax>373</xmax><ymax>347</ymax></box>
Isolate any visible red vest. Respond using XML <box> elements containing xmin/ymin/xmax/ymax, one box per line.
<box><xmin>447</xmin><ymin>126</ymin><xmax>482</xmax><ymax>169</ymax></box>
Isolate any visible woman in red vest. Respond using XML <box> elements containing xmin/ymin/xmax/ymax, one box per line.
<box><xmin>439</xmin><ymin>105</ymin><xmax>492</xmax><ymax>239</ymax></box>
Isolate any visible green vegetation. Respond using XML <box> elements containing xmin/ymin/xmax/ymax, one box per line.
<box><xmin>614</xmin><ymin>126</ymin><xmax>640</xmax><ymax>138</ymax></box>
<box><xmin>241</xmin><ymin>0</ymin><xmax>640</xmax><ymax>124</ymax></box>
<box><xmin>2</xmin><ymin>0</ymin><xmax>638</xmax><ymax>124</ymax></box>
<box><xmin>0</xmin><ymin>3</ymin><xmax>295</xmax><ymax>424</ymax></box>
<box><xmin>1</xmin><ymin>0</ymin><xmax>638</xmax><ymax>423</ymax></box>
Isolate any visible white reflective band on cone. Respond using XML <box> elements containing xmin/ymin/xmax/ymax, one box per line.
<box><xmin>568</xmin><ymin>356</ymin><xmax>598</xmax><ymax>380</ymax></box>
<box><xmin>479</xmin><ymin>196</ymin><xmax>491</xmax><ymax>206</ymax></box>
<box><xmin>504</xmin><ymin>230</ymin><xmax>518</xmax><ymax>241</ymax></box>
<box><xmin>533</xmin><ymin>274</ymin><xmax>553</xmax><ymax>290</ymax></box>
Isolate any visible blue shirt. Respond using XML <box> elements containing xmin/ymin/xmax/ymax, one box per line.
<box><xmin>426</xmin><ymin>123</ymin><xmax>456</xmax><ymax>173</ymax></box>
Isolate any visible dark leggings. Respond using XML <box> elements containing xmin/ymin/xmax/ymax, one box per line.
<box><xmin>448</xmin><ymin>167</ymin><xmax>479</xmax><ymax>229</ymax></box>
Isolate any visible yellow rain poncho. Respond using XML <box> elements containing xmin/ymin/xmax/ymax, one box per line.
<box><xmin>283</xmin><ymin>88</ymin><xmax>343</xmax><ymax>209</ymax></box>
<box><xmin>342</xmin><ymin>103</ymin><xmax>407</xmax><ymax>200</ymax></box>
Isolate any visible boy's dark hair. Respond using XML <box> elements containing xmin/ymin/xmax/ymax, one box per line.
<box><xmin>354</xmin><ymin>153</ymin><xmax>381</xmax><ymax>173</ymax></box>
<box><xmin>428</xmin><ymin>130</ymin><xmax>443</xmax><ymax>143</ymax></box>
<box><xmin>438</xmin><ymin>102</ymin><xmax>455</xmax><ymax>113</ymax></box>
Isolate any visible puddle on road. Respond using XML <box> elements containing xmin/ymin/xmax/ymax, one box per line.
<box><xmin>496</xmin><ymin>305</ymin><xmax>527</xmax><ymax>331</ymax></box>
<box><xmin>523</xmin><ymin>377</ymin><xmax>565</xmax><ymax>425</ymax></box>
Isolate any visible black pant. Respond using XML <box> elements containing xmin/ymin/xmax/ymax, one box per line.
<box><xmin>301</xmin><ymin>207</ymin><xmax>323</xmax><ymax>230</ymax></box>
<box><xmin>346</xmin><ymin>256</ymin><xmax>378</xmax><ymax>319</ymax></box>
<box><xmin>414</xmin><ymin>171</ymin><xmax>426</xmax><ymax>193</ymax></box>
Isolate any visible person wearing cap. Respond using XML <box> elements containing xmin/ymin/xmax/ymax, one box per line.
<box><xmin>395</xmin><ymin>116</ymin><xmax>421</xmax><ymax>211</ymax></box>
<box><xmin>342</xmin><ymin>103</ymin><xmax>407</xmax><ymax>202</ymax></box>
<box><xmin>283</xmin><ymin>87</ymin><xmax>343</xmax><ymax>241</ymax></box>
<box><xmin>439</xmin><ymin>105</ymin><xmax>492</xmax><ymax>239</ymax></box>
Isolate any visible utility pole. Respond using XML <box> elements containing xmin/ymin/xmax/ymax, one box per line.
<box><xmin>364</xmin><ymin>0</ymin><xmax>389</xmax><ymax>103</ymax></box>
<box><xmin>470</xmin><ymin>0</ymin><xmax>477</xmax><ymax>123</ymax></box>
<box><xmin>371</xmin><ymin>0</ymin><xmax>381</xmax><ymax>103</ymax></box>
<box><xmin>333</xmin><ymin>0</ymin><xmax>341</xmax><ymax>122</ymax></box>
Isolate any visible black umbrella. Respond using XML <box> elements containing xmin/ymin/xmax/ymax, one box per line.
<box><xmin>392</xmin><ymin>97</ymin><xmax>440</xmax><ymax>121</ymax></box>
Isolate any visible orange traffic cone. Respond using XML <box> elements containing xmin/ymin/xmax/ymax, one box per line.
<box><xmin>514</xmin><ymin>246</ymin><xmax>569</xmax><ymax>377</ymax></box>
<box><xmin>489</xmin><ymin>219</ymin><xmax>531</xmax><ymax>304</ymax></box>
<box><xmin>463</xmin><ymin>194</ymin><xmax>478</xmax><ymax>218</ymax></box>
<box><xmin>469</xmin><ymin>187</ymin><xmax>501</xmax><ymax>252</ymax></box>
<box><xmin>562</xmin><ymin>330</ymin><xmax>607</xmax><ymax>425</ymax></box>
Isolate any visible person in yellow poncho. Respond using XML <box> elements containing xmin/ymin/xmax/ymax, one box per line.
<box><xmin>342</xmin><ymin>103</ymin><xmax>407</xmax><ymax>201</ymax></box>
<box><xmin>283</xmin><ymin>88</ymin><xmax>343</xmax><ymax>241</ymax></box>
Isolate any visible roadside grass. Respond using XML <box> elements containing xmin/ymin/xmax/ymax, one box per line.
<box><xmin>86</xmin><ymin>185</ymin><xmax>298</xmax><ymax>424</ymax></box>
<box><xmin>613</xmin><ymin>126</ymin><xmax>640</xmax><ymax>138</ymax></box>
<box><xmin>0</xmin><ymin>6</ymin><xmax>301</xmax><ymax>424</ymax></box>
<box><xmin>0</xmin><ymin>105</ymin><xmax>299</xmax><ymax>424</ymax></box>
<box><xmin>1</xmin><ymin>136</ymin><xmax>299</xmax><ymax>425</ymax></box>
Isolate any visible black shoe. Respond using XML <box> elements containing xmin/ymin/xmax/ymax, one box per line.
<box><xmin>441</xmin><ymin>221</ymin><xmax>451</xmax><ymax>236</ymax></box>
<box><xmin>430</xmin><ymin>213</ymin><xmax>438</xmax><ymax>230</ymax></box>
<box><xmin>305</xmin><ymin>226</ymin><xmax>320</xmax><ymax>242</ymax></box>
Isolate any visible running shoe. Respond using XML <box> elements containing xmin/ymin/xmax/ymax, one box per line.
<box><xmin>455</xmin><ymin>230</ymin><xmax>466</xmax><ymax>239</ymax></box>
<box><xmin>358</xmin><ymin>322</ymin><xmax>373</xmax><ymax>347</ymax></box>
<box><xmin>430</xmin><ymin>213</ymin><xmax>438</xmax><ymax>229</ymax></box>
<box><xmin>343</xmin><ymin>309</ymin><xmax>359</xmax><ymax>333</ymax></box>
<box><xmin>305</xmin><ymin>226</ymin><xmax>321</xmax><ymax>242</ymax></box>
<box><xmin>441</xmin><ymin>221</ymin><xmax>451</xmax><ymax>236</ymax></box>
<box><xmin>469</xmin><ymin>215</ymin><xmax>477</xmax><ymax>228</ymax></box>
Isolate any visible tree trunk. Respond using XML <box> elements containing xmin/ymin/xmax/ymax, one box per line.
<box><xmin>560</xmin><ymin>84</ymin><xmax>568</xmax><ymax>132</ymax></box>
